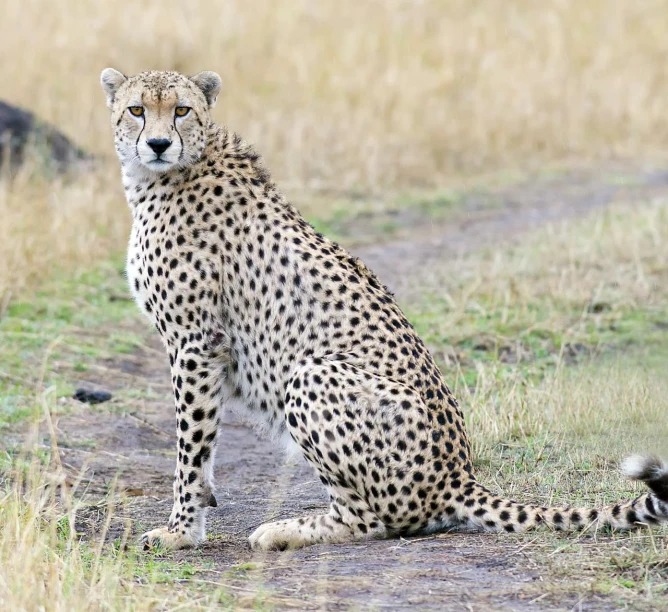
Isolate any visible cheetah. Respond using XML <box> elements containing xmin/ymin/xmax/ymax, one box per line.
<box><xmin>100</xmin><ymin>68</ymin><xmax>668</xmax><ymax>552</ymax></box>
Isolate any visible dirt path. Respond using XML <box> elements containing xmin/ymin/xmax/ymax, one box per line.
<box><xmin>358</xmin><ymin>165</ymin><xmax>668</xmax><ymax>299</ymax></box>
<box><xmin>45</xmin><ymin>167</ymin><xmax>668</xmax><ymax>611</ymax></box>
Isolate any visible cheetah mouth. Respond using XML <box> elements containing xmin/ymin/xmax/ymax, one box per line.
<box><xmin>144</xmin><ymin>158</ymin><xmax>174</xmax><ymax>171</ymax></box>
<box><xmin>135</xmin><ymin>145</ymin><xmax>181</xmax><ymax>172</ymax></box>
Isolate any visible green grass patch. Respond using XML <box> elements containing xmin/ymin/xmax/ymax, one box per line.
<box><xmin>407</xmin><ymin>290</ymin><xmax>668</xmax><ymax>389</ymax></box>
<box><xmin>303</xmin><ymin>187</ymin><xmax>469</xmax><ymax>244</ymax></box>
<box><xmin>0</xmin><ymin>256</ymin><xmax>146</xmax><ymax>429</ymax></box>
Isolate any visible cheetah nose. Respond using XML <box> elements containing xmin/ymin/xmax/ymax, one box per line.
<box><xmin>147</xmin><ymin>138</ymin><xmax>172</xmax><ymax>156</ymax></box>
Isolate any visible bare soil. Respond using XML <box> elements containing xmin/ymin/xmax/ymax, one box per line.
<box><xmin>29</xmin><ymin>167</ymin><xmax>668</xmax><ymax>610</ymax></box>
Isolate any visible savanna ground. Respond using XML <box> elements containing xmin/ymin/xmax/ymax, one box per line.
<box><xmin>2</xmin><ymin>2</ymin><xmax>668</xmax><ymax>610</ymax></box>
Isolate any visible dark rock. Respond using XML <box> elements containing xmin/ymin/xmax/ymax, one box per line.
<box><xmin>73</xmin><ymin>388</ymin><xmax>112</xmax><ymax>404</ymax></box>
<box><xmin>0</xmin><ymin>100</ymin><xmax>93</xmax><ymax>176</ymax></box>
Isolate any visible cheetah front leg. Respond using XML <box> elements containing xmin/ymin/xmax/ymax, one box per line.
<box><xmin>140</xmin><ymin>340</ymin><xmax>226</xmax><ymax>551</ymax></box>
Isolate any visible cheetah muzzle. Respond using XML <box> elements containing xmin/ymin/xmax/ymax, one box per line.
<box><xmin>101</xmin><ymin>68</ymin><xmax>668</xmax><ymax>553</ymax></box>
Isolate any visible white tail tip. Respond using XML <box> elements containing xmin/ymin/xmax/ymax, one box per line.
<box><xmin>622</xmin><ymin>455</ymin><xmax>667</xmax><ymax>481</ymax></box>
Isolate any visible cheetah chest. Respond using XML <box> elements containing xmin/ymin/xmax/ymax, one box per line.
<box><xmin>125</xmin><ymin>209</ymin><xmax>184</xmax><ymax>328</ymax></box>
<box><xmin>126</xmin><ymin>221</ymin><xmax>151</xmax><ymax>316</ymax></box>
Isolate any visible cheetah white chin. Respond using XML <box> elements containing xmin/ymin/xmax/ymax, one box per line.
<box><xmin>101</xmin><ymin>69</ymin><xmax>668</xmax><ymax>553</ymax></box>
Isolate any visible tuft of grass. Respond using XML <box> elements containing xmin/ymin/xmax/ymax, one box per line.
<box><xmin>0</xmin><ymin>417</ymin><xmax>152</xmax><ymax>610</ymax></box>
<box><xmin>0</xmin><ymin>447</ymin><xmax>225</xmax><ymax>611</ymax></box>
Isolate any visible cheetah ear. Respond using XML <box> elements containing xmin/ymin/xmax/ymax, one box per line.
<box><xmin>190</xmin><ymin>71</ymin><xmax>222</xmax><ymax>108</ymax></box>
<box><xmin>100</xmin><ymin>68</ymin><xmax>127</xmax><ymax>108</ymax></box>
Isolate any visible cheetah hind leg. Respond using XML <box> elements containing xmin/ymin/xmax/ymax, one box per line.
<box><xmin>250</xmin><ymin>358</ymin><xmax>396</xmax><ymax>551</ymax></box>
<box><xmin>249</xmin><ymin>503</ymin><xmax>387</xmax><ymax>551</ymax></box>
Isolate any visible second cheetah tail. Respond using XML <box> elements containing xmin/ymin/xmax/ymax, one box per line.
<box><xmin>460</xmin><ymin>455</ymin><xmax>668</xmax><ymax>533</ymax></box>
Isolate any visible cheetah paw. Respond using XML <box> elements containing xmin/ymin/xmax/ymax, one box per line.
<box><xmin>249</xmin><ymin>520</ymin><xmax>306</xmax><ymax>551</ymax></box>
<box><xmin>139</xmin><ymin>527</ymin><xmax>199</xmax><ymax>552</ymax></box>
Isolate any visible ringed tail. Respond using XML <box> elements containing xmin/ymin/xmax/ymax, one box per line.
<box><xmin>459</xmin><ymin>455</ymin><xmax>668</xmax><ymax>533</ymax></box>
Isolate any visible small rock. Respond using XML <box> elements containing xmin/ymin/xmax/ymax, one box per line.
<box><xmin>73</xmin><ymin>388</ymin><xmax>112</xmax><ymax>404</ymax></box>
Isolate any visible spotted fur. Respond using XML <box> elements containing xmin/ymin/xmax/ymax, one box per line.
<box><xmin>101</xmin><ymin>69</ymin><xmax>668</xmax><ymax>552</ymax></box>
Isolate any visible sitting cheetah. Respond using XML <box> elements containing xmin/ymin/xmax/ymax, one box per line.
<box><xmin>100</xmin><ymin>68</ymin><xmax>668</xmax><ymax>552</ymax></box>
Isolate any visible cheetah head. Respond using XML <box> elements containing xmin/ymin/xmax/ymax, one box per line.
<box><xmin>100</xmin><ymin>69</ymin><xmax>221</xmax><ymax>174</ymax></box>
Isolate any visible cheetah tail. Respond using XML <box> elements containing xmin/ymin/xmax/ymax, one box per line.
<box><xmin>462</xmin><ymin>455</ymin><xmax>668</xmax><ymax>533</ymax></box>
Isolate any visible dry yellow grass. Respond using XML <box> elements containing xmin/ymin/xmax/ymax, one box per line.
<box><xmin>0</xmin><ymin>461</ymin><xmax>132</xmax><ymax>611</ymax></box>
<box><xmin>0</xmin><ymin>171</ymin><xmax>128</xmax><ymax>299</ymax></box>
<box><xmin>3</xmin><ymin>0</ymin><xmax>668</xmax><ymax>188</ymax></box>
<box><xmin>3</xmin><ymin>0</ymin><xmax>668</xmax><ymax>294</ymax></box>
<box><xmin>0</xmin><ymin>437</ymin><xmax>213</xmax><ymax>611</ymax></box>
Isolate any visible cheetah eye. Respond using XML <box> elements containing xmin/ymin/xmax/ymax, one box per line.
<box><xmin>128</xmin><ymin>106</ymin><xmax>144</xmax><ymax>117</ymax></box>
<box><xmin>175</xmin><ymin>107</ymin><xmax>191</xmax><ymax>117</ymax></box>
